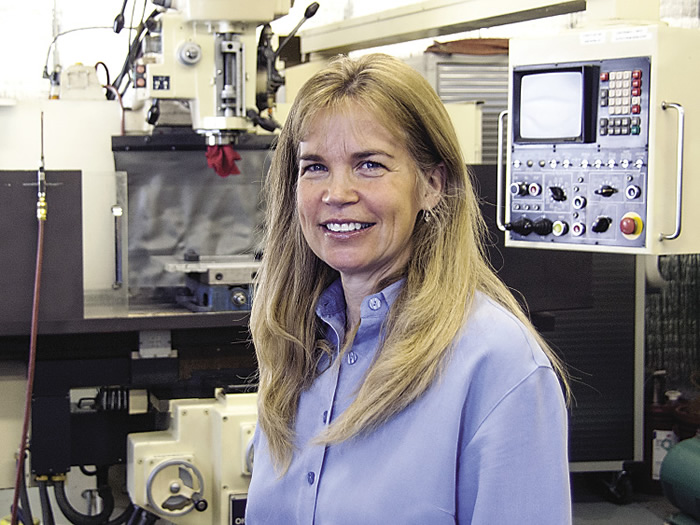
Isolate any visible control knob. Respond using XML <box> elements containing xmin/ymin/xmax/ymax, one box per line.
<box><xmin>549</xmin><ymin>186</ymin><xmax>567</xmax><ymax>202</ymax></box>
<box><xmin>532</xmin><ymin>218</ymin><xmax>553</xmax><ymax>236</ymax></box>
<box><xmin>231</xmin><ymin>291</ymin><xmax>248</xmax><ymax>306</ymax></box>
<box><xmin>634</xmin><ymin>158</ymin><xmax>644</xmax><ymax>169</ymax></box>
<box><xmin>607</xmin><ymin>159</ymin><xmax>616</xmax><ymax>168</ymax></box>
<box><xmin>621</xmin><ymin>159</ymin><xmax>630</xmax><ymax>169</ymax></box>
<box><xmin>505</xmin><ymin>217</ymin><xmax>533</xmax><ymax>236</ymax></box>
<box><xmin>594</xmin><ymin>159</ymin><xmax>603</xmax><ymax>169</ymax></box>
<box><xmin>592</xmin><ymin>216</ymin><xmax>613</xmax><ymax>233</ymax></box>
<box><xmin>562</xmin><ymin>159</ymin><xmax>571</xmax><ymax>168</ymax></box>
<box><xmin>580</xmin><ymin>159</ymin><xmax>590</xmax><ymax>168</ymax></box>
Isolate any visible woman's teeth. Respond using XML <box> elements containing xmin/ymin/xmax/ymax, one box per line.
<box><xmin>325</xmin><ymin>222</ymin><xmax>369</xmax><ymax>232</ymax></box>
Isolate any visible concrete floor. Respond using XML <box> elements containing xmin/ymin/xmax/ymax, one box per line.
<box><xmin>572</xmin><ymin>473</ymin><xmax>683</xmax><ymax>525</ymax></box>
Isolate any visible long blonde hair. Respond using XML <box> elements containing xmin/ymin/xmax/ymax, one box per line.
<box><xmin>251</xmin><ymin>53</ymin><xmax>568</xmax><ymax>471</ymax></box>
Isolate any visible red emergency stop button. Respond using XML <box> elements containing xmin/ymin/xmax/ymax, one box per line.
<box><xmin>620</xmin><ymin>217</ymin><xmax>637</xmax><ymax>235</ymax></box>
<box><xmin>620</xmin><ymin>213</ymin><xmax>644</xmax><ymax>239</ymax></box>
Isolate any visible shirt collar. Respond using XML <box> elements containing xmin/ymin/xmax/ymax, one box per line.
<box><xmin>315</xmin><ymin>278</ymin><xmax>405</xmax><ymax>323</ymax></box>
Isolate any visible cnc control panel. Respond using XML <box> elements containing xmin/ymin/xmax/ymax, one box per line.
<box><xmin>508</xmin><ymin>57</ymin><xmax>650</xmax><ymax>249</ymax></box>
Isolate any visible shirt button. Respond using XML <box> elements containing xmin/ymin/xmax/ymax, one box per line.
<box><xmin>322</xmin><ymin>410</ymin><xmax>328</xmax><ymax>424</ymax></box>
<box><xmin>347</xmin><ymin>351</ymin><xmax>358</xmax><ymax>365</ymax></box>
<box><xmin>368</xmin><ymin>297</ymin><xmax>382</xmax><ymax>310</ymax></box>
<box><xmin>307</xmin><ymin>472</ymin><xmax>315</xmax><ymax>485</ymax></box>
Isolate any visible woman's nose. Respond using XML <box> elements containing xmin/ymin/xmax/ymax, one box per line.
<box><xmin>321</xmin><ymin>171</ymin><xmax>359</xmax><ymax>206</ymax></box>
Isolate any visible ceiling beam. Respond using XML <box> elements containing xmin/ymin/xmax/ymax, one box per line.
<box><xmin>300</xmin><ymin>0</ymin><xmax>586</xmax><ymax>55</ymax></box>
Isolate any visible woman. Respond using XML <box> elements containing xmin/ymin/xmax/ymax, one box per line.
<box><xmin>247</xmin><ymin>53</ymin><xmax>571</xmax><ymax>524</ymax></box>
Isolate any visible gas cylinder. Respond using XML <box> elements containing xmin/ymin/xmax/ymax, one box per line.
<box><xmin>660</xmin><ymin>433</ymin><xmax>700</xmax><ymax>523</ymax></box>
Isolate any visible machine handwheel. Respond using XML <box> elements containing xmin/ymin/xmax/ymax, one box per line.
<box><xmin>145</xmin><ymin>459</ymin><xmax>208</xmax><ymax>517</ymax></box>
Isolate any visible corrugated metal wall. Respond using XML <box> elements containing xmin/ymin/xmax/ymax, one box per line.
<box><xmin>436</xmin><ymin>58</ymin><xmax>508</xmax><ymax>165</ymax></box>
<box><xmin>408</xmin><ymin>53</ymin><xmax>508</xmax><ymax>165</ymax></box>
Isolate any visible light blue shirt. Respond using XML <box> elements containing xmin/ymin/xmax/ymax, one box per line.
<box><xmin>246</xmin><ymin>279</ymin><xmax>571</xmax><ymax>524</ymax></box>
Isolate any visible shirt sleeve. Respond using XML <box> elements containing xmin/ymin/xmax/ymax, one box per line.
<box><xmin>457</xmin><ymin>365</ymin><xmax>571</xmax><ymax>525</ymax></box>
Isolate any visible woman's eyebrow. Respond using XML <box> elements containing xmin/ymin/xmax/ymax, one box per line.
<box><xmin>299</xmin><ymin>153</ymin><xmax>325</xmax><ymax>162</ymax></box>
<box><xmin>351</xmin><ymin>150</ymin><xmax>394</xmax><ymax>161</ymax></box>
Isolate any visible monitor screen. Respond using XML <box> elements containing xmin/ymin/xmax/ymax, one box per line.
<box><xmin>519</xmin><ymin>71</ymin><xmax>583</xmax><ymax>140</ymax></box>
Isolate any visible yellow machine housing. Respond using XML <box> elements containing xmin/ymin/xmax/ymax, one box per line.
<box><xmin>137</xmin><ymin>0</ymin><xmax>291</xmax><ymax>142</ymax></box>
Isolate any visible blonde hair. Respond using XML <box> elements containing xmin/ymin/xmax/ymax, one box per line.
<box><xmin>251</xmin><ymin>53</ymin><xmax>568</xmax><ymax>471</ymax></box>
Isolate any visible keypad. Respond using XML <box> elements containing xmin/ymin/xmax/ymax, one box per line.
<box><xmin>599</xmin><ymin>69</ymin><xmax>643</xmax><ymax>136</ymax></box>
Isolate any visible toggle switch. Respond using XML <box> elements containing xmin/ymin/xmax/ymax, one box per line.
<box><xmin>594</xmin><ymin>185</ymin><xmax>618</xmax><ymax>197</ymax></box>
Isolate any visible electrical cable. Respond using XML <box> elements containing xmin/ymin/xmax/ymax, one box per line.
<box><xmin>18</xmin><ymin>457</ymin><xmax>34</xmax><ymax>525</ymax></box>
<box><xmin>13</xmin><ymin>507</ymin><xmax>27</xmax><ymax>525</ymax></box>
<box><xmin>103</xmin><ymin>84</ymin><xmax>126</xmax><ymax>135</ymax></box>
<box><xmin>118</xmin><ymin>76</ymin><xmax>132</xmax><ymax>99</ymax></box>
<box><xmin>38</xmin><ymin>480</ymin><xmax>56</xmax><ymax>525</ymax></box>
<box><xmin>94</xmin><ymin>61</ymin><xmax>111</xmax><ymax>87</ymax></box>
<box><xmin>10</xmin><ymin>113</ymin><xmax>48</xmax><ymax>525</ymax></box>
<box><xmin>53</xmin><ymin>470</ymin><xmax>115</xmax><ymax>525</ymax></box>
<box><xmin>42</xmin><ymin>26</ymin><xmax>132</xmax><ymax>80</ymax></box>
<box><xmin>109</xmin><ymin>9</ymin><xmax>158</xmax><ymax>98</ymax></box>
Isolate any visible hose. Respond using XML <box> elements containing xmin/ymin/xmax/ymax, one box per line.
<box><xmin>38</xmin><ymin>480</ymin><xmax>56</xmax><ymax>525</ymax></box>
<box><xmin>17</xmin><ymin>457</ymin><xmax>34</xmax><ymax>525</ymax></box>
<box><xmin>39</xmin><ymin>477</ymin><xmax>133</xmax><ymax>525</ymax></box>
<box><xmin>9</xmin><ymin>169</ymin><xmax>47</xmax><ymax>525</ymax></box>
<box><xmin>53</xmin><ymin>469</ymin><xmax>115</xmax><ymax>525</ymax></box>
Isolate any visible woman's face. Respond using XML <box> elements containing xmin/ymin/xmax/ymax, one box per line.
<box><xmin>296</xmin><ymin>106</ymin><xmax>433</xmax><ymax>287</ymax></box>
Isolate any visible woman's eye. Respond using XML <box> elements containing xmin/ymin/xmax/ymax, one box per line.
<box><xmin>358</xmin><ymin>160</ymin><xmax>386</xmax><ymax>173</ymax></box>
<box><xmin>300</xmin><ymin>163</ymin><xmax>327</xmax><ymax>176</ymax></box>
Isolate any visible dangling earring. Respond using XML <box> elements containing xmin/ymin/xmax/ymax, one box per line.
<box><xmin>423</xmin><ymin>209</ymin><xmax>432</xmax><ymax>222</ymax></box>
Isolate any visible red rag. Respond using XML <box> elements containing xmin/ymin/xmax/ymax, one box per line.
<box><xmin>206</xmin><ymin>145</ymin><xmax>242</xmax><ymax>177</ymax></box>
